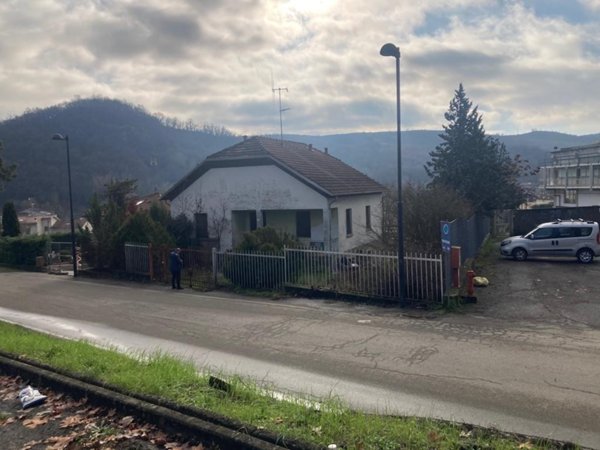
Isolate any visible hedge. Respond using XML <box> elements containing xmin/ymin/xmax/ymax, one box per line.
<box><xmin>0</xmin><ymin>235</ymin><xmax>49</xmax><ymax>266</ymax></box>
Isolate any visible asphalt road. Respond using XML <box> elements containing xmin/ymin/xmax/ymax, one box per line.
<box><xmin>0</xmin><ymin>270</ymin><xmax>599</xmax><ymax>448</ymax></box>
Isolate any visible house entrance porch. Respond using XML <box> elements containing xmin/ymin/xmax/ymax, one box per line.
<box><xmin>231</xmin><ymin>208</ymin><xmax>339</xmax><ymax>250</ymax></box>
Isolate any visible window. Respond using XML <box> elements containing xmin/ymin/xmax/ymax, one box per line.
<box><xmin>557</xmin><ymin>227</ymin><xmax>576</xmax><ymax>238</ymax></box>
<box><xmin>296</xmin><ymin>210</ymin><xmax>311</xmax><ymax>238</ymax></box>
<box><xmin>262</xmin><ymin>211</ymin><xmax>267</xmax><ymax>227</ymax></box>
<box><xmin>565</xmin><ymin>189</ymin><xmax>577</xmax><ymax>204</ymax></box>
<box><xmin>531</xmin><ymin>228</ymin><xmax>554</xmax><ymax>240</ymax></box>
<box><xmin>249</xmin><ymin>211</ymin><xmax>257</xmax><ymax>231</ymax></box>
<box><xmin>195</xmin><ymin>213</ymin><xmax>208</xmax><ymax>239</ymax></box>
<box><xmin>365</xmin><ymin>205</ymin><xmax>371</xmax><ymax>230</ymax></box>
<box><xmin>345</xmin><ymin>208</ymin><xmax>353</xmax><ymax>236</ymax></box>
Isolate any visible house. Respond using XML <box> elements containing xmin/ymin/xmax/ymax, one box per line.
<box><xmin>542</xmin><ymin>142</ymin><xmax>600</xmax><ymax>206</ymax></box>
<box><xmin>50</xmin><ymin>217</ymin><xmax>93</xmax><ymax>234</ymax></box>
<box><xmin>129</xmin><ymin>192</ymin><xmax>166</xmax><ymax>214</ymax></box>
<box><xmin>162</xmin><ymin>136</ymin><xmax>385</xmax><ymax>251</ymax></box>
<box><xmin>18</xmin><ymin>209</ymin><xmax>59</xmax><ymax>236</ymax></box>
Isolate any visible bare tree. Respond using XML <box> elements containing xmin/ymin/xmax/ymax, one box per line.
<box><xmin>209</xmin><ymin>201</ymin><xmax>230</xmax><ymax>250</ymax></box>
<box><xmin>172</xmin><ymin>193</ymin><xmax>203</xmax><ymax>218</ymax></box>
<box><xmin>375</xmin><ymin>183</ymin><xmax>473</xmax><ymax>253</ymax></box>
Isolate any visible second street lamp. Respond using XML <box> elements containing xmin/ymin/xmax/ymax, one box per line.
<box><xmin>52</xmin><ymin>133</ymin><xmax>78</xmax><ymax>277</ymax></box>
<box><xmin>380</xmin><ymin>42</ymin><xmax>407</xmax><ymax>303</ymax></box>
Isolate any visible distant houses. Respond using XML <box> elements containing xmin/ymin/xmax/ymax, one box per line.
<box><xmin>163</xmin><ymin>136</ymin><xmax>384</xmax><ymax>251</ymax></box>
<box><xmin>15</xmin><ymin>208</ymin><xmax>91</xmax><ymax>236</ymax></box>
<box><xmin>17</xmin><ymin>208</ymin><xmax>59</xmax><ymax>236</ymax></box>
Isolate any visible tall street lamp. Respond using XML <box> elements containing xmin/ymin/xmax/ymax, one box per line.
<box><xmin>52</xmin><ymin>133</ymin><xmax>77</xmax><ymax>277</ymax></box>
<box><xmin>380</xmin><ymin>42</ymin><xmax>406</xmax><ymax>303</ymax></box>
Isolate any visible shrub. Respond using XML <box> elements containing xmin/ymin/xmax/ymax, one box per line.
<box><xmin>0</xmin><ymin>235</ymin><xmax>49</xmax><ymax>266</ymax></box>
<box><xmin>236</xmin><ymin>227</ymin><xmax>298</xmax><ymax>253</ymax></box>
<box><xmin>112</xmin><ymin>212</ymin><xmax>175</xmax><ymax>270</ymax></box>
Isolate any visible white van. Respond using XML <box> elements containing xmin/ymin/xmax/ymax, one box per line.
<box><xmin>500</xmin><ymin>219</ymin><xmax>600</xmax><ymax>263</ymax></box>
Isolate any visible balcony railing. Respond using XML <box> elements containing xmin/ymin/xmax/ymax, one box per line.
<box><xmin>545</xmin><ymin>177</ymin><xmax>600</xmax><ymax>188</ymax></box>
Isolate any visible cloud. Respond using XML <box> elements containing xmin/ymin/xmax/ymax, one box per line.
<box><xmin>0</xmin><ymin>0</ymin><xmax>599</xmax><ymax>135</ymax></box>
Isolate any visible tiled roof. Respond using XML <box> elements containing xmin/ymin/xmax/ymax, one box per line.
<box><xmin>164</xmin><ymin>136</ymin><xmax>383</xmax><ymax>200</ymax></box>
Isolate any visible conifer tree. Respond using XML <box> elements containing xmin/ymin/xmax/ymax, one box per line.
<box><xmin>2</xmin><ymin>202</ymin><xmax>20</xmax><ymax>237</ymax></box>
<box><xmin>425</xmin><ymin>84</ymin><xmax>526</xmax><ymax>212</ymax></box>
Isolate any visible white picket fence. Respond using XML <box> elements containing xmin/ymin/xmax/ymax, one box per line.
<box><xmin>213</xmin><ymin>247</ymin><xmax>444</xmax><ymax>303</ymax></box>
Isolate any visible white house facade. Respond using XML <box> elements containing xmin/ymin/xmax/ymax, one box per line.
<box><xmin>542</xmin><ymin>142</ymin><xmax>600</xmax><ymax>207</ymax></box>
<box><xmin>163</xmin><ymin>136</ymin><xmax>384</xmax><ymax>252</ymax></box>
<box><xmin>17</xmin><ymin>209</ymin><xmax>59</xmax><ymax>236</ymax></box>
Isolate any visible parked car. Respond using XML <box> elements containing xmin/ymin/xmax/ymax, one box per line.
<box><xmin>500</xmin><ymin>219</ymin><xmax>600</xmax><ymax>263</ymax></box>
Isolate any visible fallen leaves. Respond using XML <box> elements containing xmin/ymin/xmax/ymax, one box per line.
<box><xmin>23</xmin><ymin>416</ymin><xmax>49</xmax><ymax>428</ymax></box>
<box><xmin>59</xmin><ymin>414</ymin><xmax>86</xmax><ymax>428</ymax></box>
<box><xmin>0</xmin><ymin>375</ymin><xmax>205</xmax><ymax>450</ymax></box>
<box><xmin>119</xmin><ymin>415</ymin><xmax>135</xmax><ymax>427</ymax></box>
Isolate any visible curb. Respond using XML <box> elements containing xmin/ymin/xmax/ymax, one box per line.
<box><xmin>0</xmin><ymin>353</ymin><xmax>319</xmax><ymax>450</ymax></box>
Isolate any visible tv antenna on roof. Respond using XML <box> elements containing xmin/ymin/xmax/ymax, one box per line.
<box><xmin>272</xmin><ymin>86</ymin><xmax>289</xmax><ymax>143</ymax></box>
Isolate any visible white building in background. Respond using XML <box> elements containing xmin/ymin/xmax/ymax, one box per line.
<box><xmin>163</xmin><ymin>136</ymin><xmax>384</xmax><ymax>251</ymax></box>
<box><xmin>542</xmin><ymin>142</ymin><xmax>600</xmax><ymax>207</ymax></box>
<box><xmin>18</xmin><ymin>208</ymin><xmax>59</xmax><ymax>236</ymax></box>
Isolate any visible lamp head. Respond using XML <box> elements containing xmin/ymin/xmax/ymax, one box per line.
<box><xmin>380</xmin><ymin>43</ymin><xmax>400</xmax><ymax>59</ymax></box>
<box><xmin>52</xmin><ymin>133</ymin><xmax>67</xmax><ymax>141</ymax></box>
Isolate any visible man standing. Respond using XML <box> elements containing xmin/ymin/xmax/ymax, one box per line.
<box><xmin>169</xmin><ymin>248</ymin><xmax>183</xmax><ymax>290</ymax></box>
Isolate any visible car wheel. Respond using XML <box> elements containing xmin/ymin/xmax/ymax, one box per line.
<box><xmin>512</xmin><ymin>247</ymin><xmax>528</xmax><ymax>261</ymax></box>
<box><xmin>576</xmin><ymin>248</ymin><xmax>594</xmax><ymax>264</ymax></box>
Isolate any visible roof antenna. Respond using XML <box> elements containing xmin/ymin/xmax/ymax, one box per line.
<box><xmin>272</xmin><ymin>86</ymin><xmax>289</xmax><ymax>144</ymax></box>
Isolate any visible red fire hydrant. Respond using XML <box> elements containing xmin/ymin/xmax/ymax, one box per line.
<box><xmin>466</xmin><ymin>270</ymin><xmax>476</xmax><ymax>297</ymax></box>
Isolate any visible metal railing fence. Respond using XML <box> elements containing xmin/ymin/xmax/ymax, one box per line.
<box><xmin>213</xmin><ymin>247</ymin><xmax>444</xmax><ymax>303</ymax></box>
<box><xmin>124</xmin><ymin>243</ymin><xmax>152</xmax><ymax>276</ymax></box>
<box><xmin>123</xmin><ymin>243</ymin><xmax>214</xmax><ymax>289</ymax></box>
<box><xmin>123</xmin><ymin>243</ymin><xmax>444</xmax><ymax>302</ymax></box>
<box><xmin>214</xmin><ymin>251</ymin><xmax>286</xmax><ymax>289</ymax></box>
<box><xmin>46</xmin><ymin>241</ymin><xmax>83</xmax><ymax>274</ymax></box>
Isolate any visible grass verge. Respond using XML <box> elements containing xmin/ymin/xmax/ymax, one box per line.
<box><xmin>0</xmin><ymin>321</ymin><xmax>573</xmax><ymax>450</ymax></box>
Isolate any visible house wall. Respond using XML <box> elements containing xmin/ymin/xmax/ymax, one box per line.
<box><xmin>170</xmin><ymin>165</ymin><xmax>330</xmax><ymax>250</ymax></box>
<box><xmin>577</xmin><ymin>192</ymin><xmax>600</xmax><ymax>207</ymax></box>
<box><xmin>553</xmin><ymin>190</ymin><xmax>600</xmax><ymax>207</ymax></box>
<box><xmin>18</xmin><ymin>215</ymin><xmax>59</xmax><ymax>236</ymax></box>
<box><xmin>331</xmin><ymin>194</ymin><xmax>382</xmax><ymax>252</ymax></box>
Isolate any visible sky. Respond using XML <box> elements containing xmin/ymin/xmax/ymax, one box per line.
<box><xmin>1</xmin><ymin>0</ymin><xmax>600</xmax><ymax>136</ymax></box>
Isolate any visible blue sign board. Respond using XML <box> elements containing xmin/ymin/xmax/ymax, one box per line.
<box><xmin>441</xmin><ymin>221</ymin><xmax>451</xmax><ymax>253</ymax></box>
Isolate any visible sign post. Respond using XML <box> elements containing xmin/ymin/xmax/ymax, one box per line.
<box><xmin>441</xmin><ymin>221</ymin><xmax>452</xmax><ymax>293</ymax></box>
<box><xmin>441</xmin><ymin>221</ymin><xmax>451</xmax><ymax>253</ymax></box>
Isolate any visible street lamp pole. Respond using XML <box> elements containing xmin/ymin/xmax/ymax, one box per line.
<box><xmin>380</xmin><ymin>43</ymin><xmax>406</xmax><ymax>303</ymax></box>
<box><xmin>52</xmin><ymin>133</ymin><xmax>77</xmax><ymax>277</ymax></box>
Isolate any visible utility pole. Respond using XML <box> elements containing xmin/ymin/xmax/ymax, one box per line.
<box><xmin>272</xmin><ymin>87</ymin><xmax>289</xmax><ymax>143</ymax></box>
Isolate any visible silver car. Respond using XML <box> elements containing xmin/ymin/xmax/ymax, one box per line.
<box><xmin>500</xmin><ymin>219</ymin><xmax>600</xmax><ymax>263</ymax></box>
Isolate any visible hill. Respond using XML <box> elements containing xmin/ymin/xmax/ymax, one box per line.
<box><xmin>0</xmin><ymin>98</ymin><xmax>238</xmax><ymax>216</ymax></box>
<box><xmin>288</xmin><ymin>130</ymin><xmax>600</xmax><ymax>185</ymax></box>
<box><xmin>1</xmin><ymin>97</ymin><xmax>599</xmax><ymax>216</ymax></box>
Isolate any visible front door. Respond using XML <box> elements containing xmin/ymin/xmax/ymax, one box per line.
<box><xmin>527</xmin><ymin>227</ymin><xmax>557</xmax><ymax>256</ymax></box>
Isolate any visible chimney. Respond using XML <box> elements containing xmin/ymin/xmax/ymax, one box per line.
<box><xmin>324</xmin><ymin>147</ymin><xmax>328</xmax><ymax>154</ymax></box>
<box><xmin>243</xmin><ymin>135</ymin><xmax>248</xmax><ymax>141</ymax></box>
<box><xmin>308</xmin><ymin>144</ymin><xmax>312</xmax><ymax>151</ymax></box>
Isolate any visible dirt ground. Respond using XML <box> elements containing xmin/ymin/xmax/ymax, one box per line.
<box><xmin>470</xmin><ymin>252</ymin><xmax>600</xmax><ymax>329</ymax></box>
<box><xmin>0</xmin><ymin>375</ymin><xmax>207</xmax><ymax>450</ymax></box>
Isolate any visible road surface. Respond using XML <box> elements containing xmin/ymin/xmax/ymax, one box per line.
<box><xmin>0</xmin><ymin>271</ymin><xmax>599</xmax><ymax>448</ymax></box>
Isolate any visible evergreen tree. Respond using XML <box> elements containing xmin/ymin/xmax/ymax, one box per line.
<box><xmin>0</xmin><ymin>142</ymin><xmax>16</xmax><ymax>191</ymax></box>
<box><xmin>425</xmin><ymin>84</ymin><xmax>526</xmax><ymax>212</ymax></box>
<box><xmin>2</xmin><ymin>202</ymin><xmax>20</xmax><ymax>237</ymax></box>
